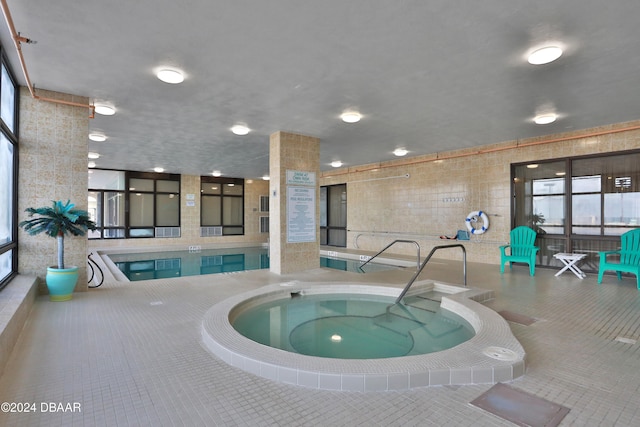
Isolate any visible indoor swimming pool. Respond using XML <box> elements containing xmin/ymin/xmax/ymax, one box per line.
<box><xmin>106</xmin><ymin>247</ymin><xmax>401</xmax><ymax>281</ymax></box>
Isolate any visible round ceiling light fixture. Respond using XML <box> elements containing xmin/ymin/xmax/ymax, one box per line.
<box><xmin>212</xmin><ymin>170</ymin><xmax>222</xmax><ymax>177</ymax></box>
<box><xmin>88</xmin><ymin>161</ymin><xmax>96</xmax><ymax>168</ymax></box>
<box><xmin>330</xmin><ymin>160</ymin><xmax>343</xmax><ymax>168</ymax></box>
<box><xmin>88</xmin><ymin>152</ymin><xmax>100</xmax><ymax>159</ymax></box>
<box><xmin>89</xmin><ymin>133</ymin><xmax>107</xmax><ymax>142</ymax></box>
<box><xmin>154</xmin><ymin>167</ymin><xmax>164</xmax><ymax>173</ymax></box>
<box><xmin>534</xmin><ymin>113</ymin><xmax>558</xmax><ymax>125</ymax></box>
<box><xmin>231</xmin><ymin>124</ymin><xmax>250</xmax><ymax>135</ymax></box>
<box><xmin>262</xmin><ymin>175</ymin><xmax>270</xmax><ymax>181</ymax></box>
<box><xmin>527</xmin><ymin>46</ymin><xmax>563</xmax><ymax>65</ymax></box>
<box><xmin>94</xmin><ymin>105</ymin><xmax>116</xmax><ymax>116</ymax></box>
<box><xmin>340</xmin><ymin>111</ymin><xmax>362</xmax><ymax>123</ymax></box>
<box><xmin>393</xmin><ymin>148</ymin><xmax>408</xmax><ymax>157</ymax></box>
<box><xmin>157</xmin><ymin>69</ymin><xmax>184</xmax><ymax>84</ymax></box>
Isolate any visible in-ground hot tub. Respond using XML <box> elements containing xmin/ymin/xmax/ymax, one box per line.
<box><xmin>201</xmin><ymin>281</ymin><xmax>526</xmax><ymax>392</ymax></box>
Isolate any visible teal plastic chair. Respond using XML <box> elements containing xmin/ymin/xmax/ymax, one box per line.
<box><xmin>597</xmin><ymin>228</ymin><xmax>640</xmax><ymax>289</ymax></box>
<box><xmin>499</xmin><ymin>226</ymin><xmax>539</xmax><ymax>276</ymax></box>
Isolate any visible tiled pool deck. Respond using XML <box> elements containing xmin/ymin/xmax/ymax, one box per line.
<box><xmin>1</xmin><ymin>254</ymin><xmax>640</xmax><ymax>425</ymax></box>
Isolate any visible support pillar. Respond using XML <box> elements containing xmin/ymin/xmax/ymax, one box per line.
<box><xmin>269</xmin><ymin>131</ymin><xmax>320</xmax><ymax>274</ymax></box>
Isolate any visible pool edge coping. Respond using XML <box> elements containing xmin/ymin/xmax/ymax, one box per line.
<box><xmin>201</xmin><ymin>281</ymin><xmax>526</xmax><ymax>392</ymax></box>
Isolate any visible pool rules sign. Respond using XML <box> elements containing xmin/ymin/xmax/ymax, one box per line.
<box><xmin>286</xmin><ymin>170</ymin><xmax>316</xmax><ymax>243</ymax></box>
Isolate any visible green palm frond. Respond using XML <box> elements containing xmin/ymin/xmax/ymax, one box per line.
<box><xmin>20</xmin><ymin>200</ymin><xmax>97</xmax><ymax>269</ymax></box>
<box><xmin>20</xmin><ymin>200</ymin><xmax>97</xmax><ymax>238</ymax></box>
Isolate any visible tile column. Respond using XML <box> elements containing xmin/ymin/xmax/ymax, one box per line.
<box><xmin>269</xmin><ymin>131</ymin><xmax>320</xmax><ymax>274</ymax></box>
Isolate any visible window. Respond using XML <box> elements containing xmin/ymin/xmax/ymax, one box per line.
<box><xmin>88</xmin><ymin>170</ymin><xmax>180</xmax><ymax>239</ymax></box>
<box><xmin>88</xmin><ymin>170</ymin><xmax>126</xmax><ymax>239</ymax></box>
<box><xmin>128</xmin><ymin>173</ymin><xmax>180</xmax><ymax>238</ymax></box>
<box><xmin>320</xmin><ymin>184</ymin><xmax>347</xmax><ymax>247</ymax></box>
<box><xmin>0</xmin><ymin>53</ymin><xmax>18</xmax><ymax>291</ymax></box>
<box><xmin>512</xmin><ymin>151</ymin><xmax>640</xmax><ymax>272</ymax></box>
<box><xmin>201</xmin><ymin>177</ymin><xmax>244</xmax><ymax>235</ymax></box>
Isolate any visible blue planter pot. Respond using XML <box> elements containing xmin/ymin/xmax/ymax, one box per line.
<box><xmin>46</xmin><ymin>266</ymin><xmax>79</xmax><ymax>301</ymax></box>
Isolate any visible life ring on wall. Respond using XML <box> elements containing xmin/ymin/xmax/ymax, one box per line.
<box><xmin>465</xmin><ymin>211</ymin><xmax>489</xmax><ymax>234</ymax></box>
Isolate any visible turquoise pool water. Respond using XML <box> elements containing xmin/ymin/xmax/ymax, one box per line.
<box><xmin>107</xmin><ymin>247</ymin><xmax>399</xmax><ymax>281</ymax></box>
<box><xmin>231</xmin><ymin>292</ymin><xmax>474</xmax><ymax>359</ymax></box>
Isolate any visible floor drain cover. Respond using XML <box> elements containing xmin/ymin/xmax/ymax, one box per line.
<box><xmin>482</xmin><ymin>346</ymin><xmax>519</xmax><ymax>361</ymax></box>
<box><xmin>471</xmin><ymin>383</ymin><xmax>570</xmax><ymax>427</ymax></box>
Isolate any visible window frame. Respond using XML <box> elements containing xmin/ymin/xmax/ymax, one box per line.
<box><xmin>200</xmin><ymin>176</ymin><xmax>245</xmax><ymax>235</ymax></box>
<box><xmin>511</xmin><ymin>149</ymin><xmax>640</xmax><ymax>272</ymax></box>
<box><xmin>88</xmin><ymin>169</ymin><xmax>180</xmax><ymax>239</ymax></box>
<box><xmin>0</xmin><ymin>50</ymin><xmax>19</xmax><ymax>291</ymax></box>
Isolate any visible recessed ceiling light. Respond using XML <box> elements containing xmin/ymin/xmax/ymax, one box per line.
<box><xmin>231</xmin><ymin>124</ymin><xmax>250</xmax><ymax>135</ymax></box>
<box><xmin>534</xmin><ymin>113</ymin><xmax>558</xmax><ymax>125</ymax></box>
<box><xmin>89</xmin><ymin>133</ymin><xmax>107</xmax><ymax>142</ymax></box>
<box><xmin>340</xmin><ymin>111</ymin><xmax>362</xmax><ymax>123</ymax></box>
<box><xmin>154</xmin><ymin>167</ymin><xmax>164</xmax><ymax>173</ymax></box>
<box><xmin>88</xmin><ymin>161</ymin><xmax>96</xmax><ymax>168</ymax></box>
<box><xmin>94</xmin><ymin>105</ymin><xmax>116</xmax><ymax>116</ymax></box>
<box><xmin>331</xmin><ymin>161</ymin><xmax>343</xmax><ymax>168</ymax></box>
<box><xmin>262</xmin><ymin>175</ymin><xmax>270</xmax><ymax>181</ymax></box>
<box><xmin>393</xmin><ymin>148</ymin><xmax>408</xmax><ymax>157</ymax></box>
<box><xmin>212</xmin><ymin>170</ymin><xmax>222</xmax><ymax>177</ymax></box>
<box><xmin>526</xmin><ymin>164</ymin><xmax>539</xmax><ymax>169</ymax></box>
<box><xmin>88</xmin><ymin>152</ymin><xmax>100</xmax><ymax>159</ymax></box>
<box><xmin>157</xmin><ymin>69</ymin><xmax>184</xmax><ymax>84</ymax></box>
<box><xmin>528</xmin><ymin>46</ymin><xmax>563</xmax><ymax>65</ymax></box>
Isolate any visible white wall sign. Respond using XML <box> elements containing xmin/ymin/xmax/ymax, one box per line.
<box><xmin>287</xmin><ymin>186</ymin><xmax>316</xmax><ymax>243</ymax></box>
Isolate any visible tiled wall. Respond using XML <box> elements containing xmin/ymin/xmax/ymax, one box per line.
<box><xmin>18</xmin><ymin>88</ymin><xmax>91</xmax><ymax>292</ymax></box>
<box><xmin>320</xmin><ymin>120</ymin><xmax>640</xmax><ymax>264</ymax></box>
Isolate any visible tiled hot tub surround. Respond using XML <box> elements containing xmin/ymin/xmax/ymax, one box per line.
<box><xmin>201</xmin><ymin>281</ymin><xmax>526</xmax><ymax>391</ymax></box>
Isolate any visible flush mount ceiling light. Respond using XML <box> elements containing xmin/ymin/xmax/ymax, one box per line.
<box><xmin>534</xmin><ymin>113</ymin><xmax>558</xmax><ymax>125</ymax></box>
<box><xmin>212</xmin><ymin>170</ymin><xmax>222</xmax><ymax>177</ymax></box>
<box><xmin>330</xmin><ymin>160</ymin><xmax>343</xmax><ymax>168</ymax></box>
<box><xmin>88</xmin><ymin>133</ymin><xmax>107</xmax><ymax>142</ymax></box>
<box><xmin>88</xmin><ymin>161</ymin><xmax>96</xmax><ymax>168</ymax></box>
<box><xmin>231</xmin><ymin>124</ymin><xmax>250</xmax><ymax>135</ymax></box>
<box><xmin>94</xmin><ymin>105</ymin><xmax>116</xmax><ymax>116</ymax></box>
<box><xmin>340</xmin><ymin>111</ymin><xmax>362</xmax><ymax>123</ymax></box>
<box><xmin>88</xmin><ymin>152</ymin><xmax>100</xmax><ymax>159</ymax></box>
<box><xmin>262</xmin><ymin>175</ymin><xmax>270</xmax><ymax>181</ymax></box>
<box><xmin>393</xmin><ymin>148</ymin><xmax>408</xmax><ymax>157</ymax></box>
<box><xmin>154</xmin><ymin>167</ymin><xmax>164</xmax><ymax>173</ymax></box>
<box><xmin>157</xmin><ymin>69</ymin><xmax>184</xmax><ymax>84</ymax></box>
<box><xmin>528</xmin><ymin>46</ymin><xmax>563</xmax><ymax>65</ymax></box>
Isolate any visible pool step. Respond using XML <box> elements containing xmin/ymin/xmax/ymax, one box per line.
<box><xmin>403</xmin><ymin>295</ymin><xmax>441</xmax><ymax>313</ymax></box>
<box><xmin>373</xmin><ymin>312</ymin><xmax>425</xmax><ymax>336</ymax></box>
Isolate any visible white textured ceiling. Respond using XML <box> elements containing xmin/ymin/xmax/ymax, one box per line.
<box><xmin>3</xmin><ymin>1</ymin><xmax>640</xmax><ymax>179</ymax></box>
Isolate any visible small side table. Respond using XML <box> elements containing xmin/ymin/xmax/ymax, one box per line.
<box><xmin>553</xmin><ymin>253</ymin><xmax>587</xmax><ymax>279</ymax></box>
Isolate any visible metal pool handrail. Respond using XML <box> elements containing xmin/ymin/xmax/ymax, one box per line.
<box><xmin>360</xmin><ymin>239</ymin><xmax>421</xmax><ymax>271</ymax></box>
<box><xmin>395</xmin><ymin>244</ymin><xmax>467</xmax><ymax>304</ymax></box>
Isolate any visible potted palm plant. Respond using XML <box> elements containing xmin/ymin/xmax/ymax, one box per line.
<box><xmin>19</xmin><ymin>200</ymin><xmax>97</xmax><ymax>301</ymax></box>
